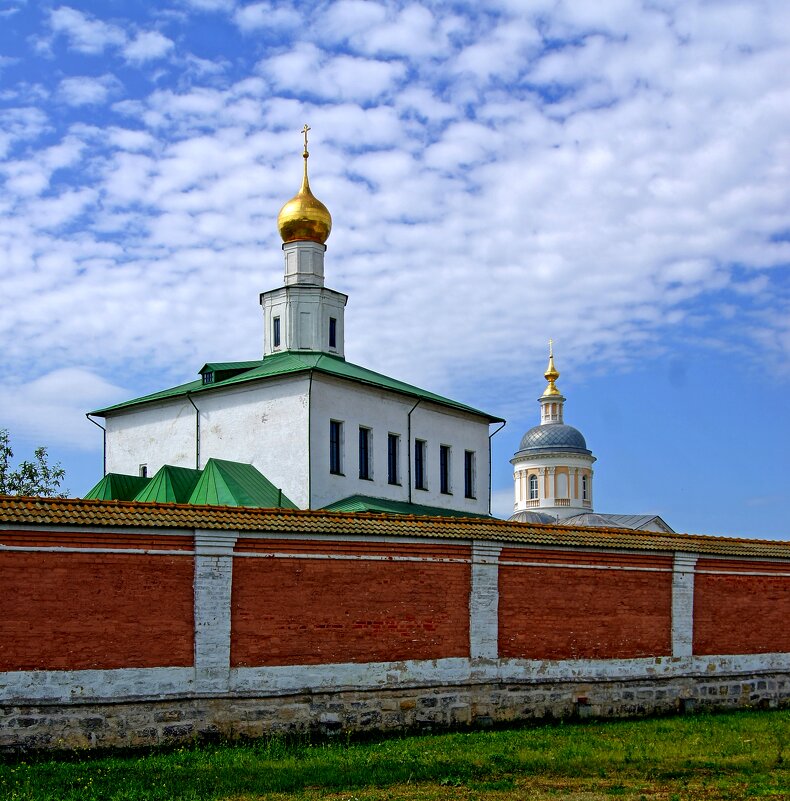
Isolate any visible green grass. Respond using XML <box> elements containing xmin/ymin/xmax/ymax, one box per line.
<box><xmin>1</xmin><ymin>710</ymin><xmax>788</xmax><ymax>800</ymax></box>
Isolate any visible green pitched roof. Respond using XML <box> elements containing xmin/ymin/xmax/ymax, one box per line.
<box><xmin>83</xmin><ymin>473</ymin><xmax>150</xmax><ymax>501</ymax></box>
<box><xmin>133</xmin><ymin>465</ymin><xmax>203</xmax><ymax>504</ymax></box>
<box><xmin>91</xmin><ymin>351</ymin><xmax>503</xmax><ymax>423</ymax></box>
<box><xmin>188</xmin><ymin>458</ymin><xmax>297</xmax><ymax>509</ymax></box>
<box><xmin>322</xmin><ymin>494</ymin><xmax>491</xmax><ymax>519</ymax></box>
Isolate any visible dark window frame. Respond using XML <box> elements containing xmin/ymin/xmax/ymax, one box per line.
<box><xmin>464</xmin><ymin>450</ymin><xmax>475</xmax><ymax>499</ymax></box>
<box><xmin>414</xmin><ymin>439</ymin><xmax>427</xmax><ymax>490</ymax></box>
<box><xmin>329</xmin><ymin>420</ymin><xmax>343</xmax><ymax>475</ymax></box>
<box><xmin>439</xmin><ymin>444</ymin><xmax>452</xmax><ymax>494</ymax></box>
<box><xmin>329</xmin><ymin>317</ymin><xmax>337</xmax><ymax>349</ymax></box>
<box><xmin>358</xmin><ymin>426</ymin><xmax>371</xmax><ymax>480</ymax></box>
<box><xmin>273</xmin><ymin>316</ymin><xmax>281</xmax><ymax>348</ymax></box>
<box><xmin>387</xmin><ymin>433</ymin><xmax>400</xmax><ymax>485</ymax></box>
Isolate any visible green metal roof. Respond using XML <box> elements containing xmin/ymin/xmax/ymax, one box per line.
<box><xmin>83</xmin><ymin>473</ymin><xmax>150</xmax><ymax>501</ymax></box>
<box><xmin>322</xmin><ymin>494</ymin><xmax>491</xmax><ymax>519</ymax></box>
<box><xmin>188</xmin><ymin>458</ymin><xmax>297</xmax><ymax>509</ymax></box>
<box><xmin>91</xmin><ymin>351</ymin><xmax>503</xmax><ymax>422</ymax></box>
<box><xmin>133</xmin><ymin>465</ymin><xmax>203</xmax><ymax>504</ymax></box>
<box><xmin>199</xmin><ymin>361</ymin><xmax>262</xmax><ymax>374</ymax></box>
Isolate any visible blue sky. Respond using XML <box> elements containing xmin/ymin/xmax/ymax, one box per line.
<box><xmin>0</xmin><ymin>0</ymin><xmax>788</xmax><ymax>538</ymax></box>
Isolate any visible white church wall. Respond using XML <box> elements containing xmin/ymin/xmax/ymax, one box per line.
<box><xmin>104</xmin><ymin>376</ymin><xmax>312</xmax><ymax>508</ymax></box>
<box><xmin>105</xmin><ymin>400</ymin><xmax>197</xmax><ymax>478</ymax></box>
<box><xmin>310</xmin><ymin>375</ymin><xmax>491</xmax><ymax>514</ymax></box>
<box><xmin>194</xmin><ymin>376</ymin><xmax>311</xmax><ymax>508</ymax></box>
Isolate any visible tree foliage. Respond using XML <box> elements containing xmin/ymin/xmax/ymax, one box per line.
<box><xmin>0</xmin><ymin>428</ymin><xmax>68</xmax><ymax>498</ymax></box>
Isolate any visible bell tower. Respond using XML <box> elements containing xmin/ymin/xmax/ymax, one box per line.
<box><xmin>260</xmin><ymin>125</ymin><xmax>347</xmax><ymax>358</ymax></box>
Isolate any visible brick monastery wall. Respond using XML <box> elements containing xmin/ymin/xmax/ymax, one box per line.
<box><xmin>1</xmin><ymin>505</ymin><xmax>789</xmax><ymax>752</ymax></box>
<box><xmin>231</xmin><ymin>539</ymin><xmax>471</xmax><ymax>666</ymax></box>
<box><xmin>499</xmin><ymin>548</ymin><xmax>673</xmax><ymax>660</ymax></box>
<box><xmin>694</xmin><ymin>558</ymin><xmax>790</xmax><ymax>655</ymax></box>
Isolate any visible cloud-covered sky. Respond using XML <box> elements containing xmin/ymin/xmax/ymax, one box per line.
<box><xmin>1</xmin><ymin>0</ymin><xmax>788</xmax><ymax>538</ymax></box>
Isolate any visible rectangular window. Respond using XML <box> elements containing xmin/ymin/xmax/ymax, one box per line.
<box><xmin>464</xmin><ymin>450</ymin><xmax>476</xmax><ymax>499</ymax></box>
<box><xmin>439</xmin><ymin>444</ymin><xmax>451</xmax><ymax>494</ymax></box>
<box><xmin>387</xmin><ymin>433</ymin><xmax>400</xmax><ymax>485</ymax></box>
<box><xmin>202</xmin><ymin>372</ymin><xmax>214</xmax><ymax>385</ymax></box>
<box><xmin>273</xmin><ymin>316</ymin><xmax>281</xmax><ymax>348</ymax></box>
<box><xmin>329</xmin><ymin>420</ymin><xmax>343</xmax><ymax>475</ymax></box>
<box><xmin>358</xmin><ymin>426</ymin><xmax>371</xmax><ymax>480</ymax></box>
<box><xmin>414</xmin><ymin>439</ymin><xmax>427</xmax><ymax>490</ymax></box>
<box><xmin>329</xmin><ymin>317</ymin><xmax>337</xmax><ymax>349</ymax></box>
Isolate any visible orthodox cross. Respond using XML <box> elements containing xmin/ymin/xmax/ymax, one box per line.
<box><xmin>302</xmin><ymin>124</ymin><xmax>311</xmax><ymax>155</ymax></box>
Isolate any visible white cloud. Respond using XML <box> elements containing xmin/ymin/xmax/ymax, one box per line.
<box><xmin>57</xmin><ymin>75</ymin><xmax>116</xmax><ymax>106</ymax></box>
<box><xmin>123</xmin><ymin>31</ymin><xmax>174</xmax><ymax>63</ymax></box>
<box><xmin>259</xmin><ymin>43</ymin><xmax>407</xmax><ymax>102</ymax></box>
<box><xmin>49</xmin><ymin>6</ymin><xmax>126</xmax><ymax>54</ymax></box>
<box><xmin>233</xmin><ymin>2</ymin><xmax>300</xmax><ymax>32</ymax></box>
<box><xmin>0</xmin><ymin>369</ymin><xmax>129</xmax><ymax>450</ymax></box>
<box><xmin>180</xmin><ymin>0</ymin><xmax>235</xmax><ymax>10</ymax></box>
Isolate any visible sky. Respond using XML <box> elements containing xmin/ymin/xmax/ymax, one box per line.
<box><xmin>0</xmin><ymin>0</ymin><xmax>788</xmax><ymax>539</ymax></box>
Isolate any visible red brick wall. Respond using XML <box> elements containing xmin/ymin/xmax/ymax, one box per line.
<box><xmin>230</xmin><ymin>539</ymin><xmax>470</xmax><ymax>666</ymax></box>
<box><xmin>0</xmin><ymin>546</ymin><xmax>194</xmax><ymax>671</ymax></box>
<box><xmin>499</xmin><ymin>548</ymin><xmax>673</xmax><ymax>660</ymax></box>
<box><xmin>694</xmin><ymin>558</ymin><xmax>790</xmax><ymax>655</ymax></box>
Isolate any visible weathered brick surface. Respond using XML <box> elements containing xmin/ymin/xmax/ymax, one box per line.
<box><xmin>230</xmin><ymin>543</ymin><xmax>471</xmax><ymax>666</ymax></box>
<box><xmin>498</xmin><ymin>549</ymin><xmax>672</xmax><ymax>659</ymax></box>
<box><xmin>694</xmin><ymin>558</ymin><xmax>790</xmax><ymax>655</ymax></box>
<box><xmin>0</xmin><ymin>552</ymin><xmax>194</xmax><ymax>671</ymax></box>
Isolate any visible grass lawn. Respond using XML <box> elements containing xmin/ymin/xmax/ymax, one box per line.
<box><xmin>1</xmin><ymin>710</ymin><xmax>787</xmax><ymax>800</ymax></box>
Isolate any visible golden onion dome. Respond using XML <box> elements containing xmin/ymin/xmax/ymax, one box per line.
<box><xmin>542</xmin><ymin>340</ymin><xmax>561</xmax><ymax>397</ymax></box>
<box><xmin>277</xmin><ymin>125</ymin><xmax>332</xmax><ymax>245</ymax></box>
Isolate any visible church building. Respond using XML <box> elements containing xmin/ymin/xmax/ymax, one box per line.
<box><xmin>509</xmin><ymin>347</ymin><xmax>674</xmax><ymax>533</ymax></box>
<box><xmin>88</xmin><ymin>129</ymin><xmax>504</xmax><ymax>516</ymax></box>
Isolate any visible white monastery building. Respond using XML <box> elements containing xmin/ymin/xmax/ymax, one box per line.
<box><xmin>90</xmin><ymin>129</ymin><xmax>503</xmax><ymax>516</ymax></box>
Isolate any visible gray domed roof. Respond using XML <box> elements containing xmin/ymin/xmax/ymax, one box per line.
<box><xmin>517</xmin><ymin>423</ymin><xmax>590</xmax><ymax>455</ymax></box>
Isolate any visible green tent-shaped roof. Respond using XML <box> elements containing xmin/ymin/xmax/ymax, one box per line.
<box><xmin>83</xmin><ymin>473</ymin><xmax>150</xmax><ymax>501</ymax></box>
<box><xmin>188</xmin><ymin>458</ymin><xmax>297</xmax><ymax>509</ymax></box>
<box><xmin>133</xmin><ymin>465</ymin><xmax>203</xmax><ymax>504</ymax></box>
<box><xmin>322</xmin><ymin>494</ymin><xmax>490</xmax><ymax>519</ymax></box>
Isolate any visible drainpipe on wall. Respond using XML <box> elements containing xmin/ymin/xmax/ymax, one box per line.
<box><xmin>488</xmin><ymin>421</ymin><xmax>506</xmax><ymax>516</ymax></box>
<box><xmin>406</xmin><ymin>398</ymin><xmax>421</xmax><ymax>505</ymax></box>
<box><xmin>85</xmin><ymin>414</ymin><xmax>106</xmax><ymax>476</ymax></box>
<box><xmin>186</xmin><ymin>393</ymin><xmax>200</xmax><ymax>469</ymax></box>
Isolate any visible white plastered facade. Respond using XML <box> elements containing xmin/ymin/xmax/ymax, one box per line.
<box><xmin>104</xmin><ymin>372</ymin><xmax>492</xmax><ymax>514</ymax></box>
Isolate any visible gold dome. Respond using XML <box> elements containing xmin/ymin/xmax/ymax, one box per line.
<box><xmin>277</xmin><ymin>125</ymin><xmax>332</xmax><ymax>245</ymax></box>
<box><xmin>542</xmin><ymin>340</ymin><xmax>561</xmax><ymax>397</ymax></box>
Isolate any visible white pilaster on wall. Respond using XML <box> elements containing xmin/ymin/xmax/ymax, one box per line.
<box><xmin>194</xmin><ymin>530</ymin><xmax>238</xmax><ymax>693</ymax></box>
<box><xmin>671</xmin><ymin>551</ymin><xmax>698</xmax><ymax>657</ymax></box>
<box><xmin>470</xmin><ymin>541</ymin><xmax>502</xmax><ymax>660</ymax></box>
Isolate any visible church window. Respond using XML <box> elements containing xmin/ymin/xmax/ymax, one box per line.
<box><xmin>358</xmin><ymin>426</ymin><xmax>371</xmax><ymax>480</ymax></box>
<box><xmin>329</xmin><ymin>420</ymin><xmax>343</xmax><ymax>475</ymax></box>
<box><xmin>202</xmin><ymin>372</ymin><xmax>214</xmax><ymax>385</ymax></box>
<box><xmin>582</xmin><ymin>474</ymin><xmax>588</xmax><ymax>500</ymax></box>
<box><xmin>273</xmin><ymin>316</ymin><xmax>281</xmax><ymax>348</ymax></box>
<box><xmin>464</xmin><ymin>451</ymin><xmax>476</xmax><ymax>499</ymax></box>
<box><xmin>439</xmin><ymin>445</ymin><xmax>451</xmax><ymax>494</ymax></box>
<box><xmin>139</xmin><ymin>464</ymin><xmax>148</xmax><ymax>478</ymax></box>
<box><xmin>414</xmin><ymin>439</ymin><xmax>427</xmax><ymax>490</ymax></box>
<box><xmin>387</xmin><ymin>433</ymin><xmax>400</xmax><ymax>485</ymax></box>
<box><xmin>529</xmin><ymin>473</ymin><xmax>538</xmax><ymax>500</ymax></box>
<box><xmin>329</xmin><ymin>317</ymin><xmax>337</xmax><ymax>349</ymax></box>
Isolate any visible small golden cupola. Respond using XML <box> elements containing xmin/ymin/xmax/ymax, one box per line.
<box><xmin>277</xmin><ymin>124</ymin><xmax>332</xmax><ymax>245</ymax></box>
<box><xmin>542</xmin><ymin>339</ymin><xmax>561</xmax><ymax>397</ymax></box>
